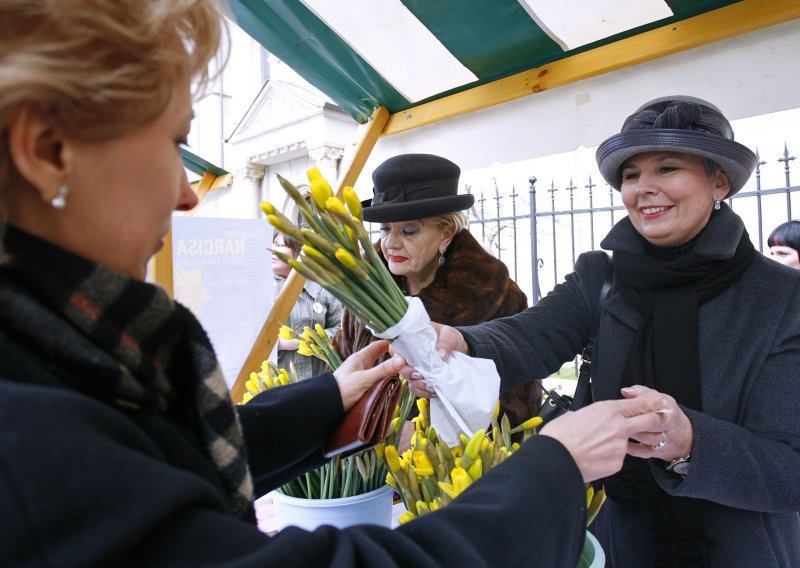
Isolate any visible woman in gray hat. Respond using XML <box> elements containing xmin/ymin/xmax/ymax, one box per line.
<box><xmin>406</xmin><ymin>96</ymin><xmax>800</xmax><ymax>566</ymax></box>
<box><xmin>335</xmin><ymin>153</ymin><xmax>542</xmax><ymax>429</ymax></box>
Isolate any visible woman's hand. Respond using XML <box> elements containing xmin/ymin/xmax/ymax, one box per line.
<box><xmin>278</xmin><ymin>338</ymin><xmax>299</xmax><ymax>352</ymax></box>
<box><xmin>394</xmin><ymin>322</ymin><xmax>470</xmax><ymax>398</ymax></box>
<box><xmin>333</xmin><ymin>340</ymin><xmax>405</xmax><ymax>411</ymax></box>
<box><xmin>621</xmin><ymin>385</ymin><xmax>694</xmax><ymax>462</ymax></box>
<box><xmin>540</xmin><ymin>393</ymin><xmax>671</xmax><ymax>482</ymax></box>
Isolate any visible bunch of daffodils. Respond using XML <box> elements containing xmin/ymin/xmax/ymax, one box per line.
<box><xmin>241</xmin><ymin>321</ymin><xmax>414</xmax><ymax>499</ymax></box>
<box><xmin>383</xmin><ymin>398</ymin><xmax>606</xmax><ymax>526</ymax></box>
<box><xmin>262</xmin><ymin>168</ymin><xmax>407</xmax><ymax>334</ymax></box>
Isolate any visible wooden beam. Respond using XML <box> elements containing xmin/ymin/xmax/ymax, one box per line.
<box><xmin>229</xmin><ymin>106</ymin><xmax>390</xmax><ymax>404</ymax></box>
<box><xmin>383</xmin><ymin>0</ymin><xmax>800</xmax><ymax>136</ymax></box>
<box><xmin>150</xmin><ymin>170</ymin><xmax>220</xmax><ymax>296</ymax></box>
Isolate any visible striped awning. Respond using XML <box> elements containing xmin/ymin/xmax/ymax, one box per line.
<box><xmin>224</xmin><ymin>0</ymin><xmax>798</xmax><ymax>128</ymax></box>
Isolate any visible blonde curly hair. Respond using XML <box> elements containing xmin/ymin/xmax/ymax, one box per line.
<box><xmin>0</xmin><ymin>0</ymin><xmax>227</xmax><ymax>257</ymax></box>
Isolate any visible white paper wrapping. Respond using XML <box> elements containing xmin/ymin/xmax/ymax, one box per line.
<box><xmin>371</xmin><ymin>297</ymin><xmax>500</xmax><ymax>446</ymax></box>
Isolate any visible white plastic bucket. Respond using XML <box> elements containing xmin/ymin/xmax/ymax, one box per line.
<box><xmin>273</xmin><ymin>485</ymin><xmax>394</xmax><ymax>531</ymax></box>
<box><xmin>578</xmin><ymin>532</ymin><xmax>606</xmax><ymax>568</ymax></box>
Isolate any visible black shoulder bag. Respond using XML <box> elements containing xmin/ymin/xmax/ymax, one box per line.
<box><xmin>538</xmin><ymin>256</ymin><xmax>613</xmax><ymax>425</ymax></box>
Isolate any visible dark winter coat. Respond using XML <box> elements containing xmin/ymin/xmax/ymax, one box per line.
<box><xmin>460</xmin><ymin>207</ymin><xmax>800</xmax><ymax>567</ymax></box>
<box><xmin>335</xmin><ymin>229</ymin><xmax>542</xmax><ymax>426</ymax></box>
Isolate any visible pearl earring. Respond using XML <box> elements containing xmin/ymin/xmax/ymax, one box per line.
<box><xmin>714</xmin><ymin>200</ymin><xmax>721</xmax><ymax>211</ymax></box>
<box><xmin>51</xmin><ymin>185</ymin><xmax>69</xmax><ymax>209</ymax></box>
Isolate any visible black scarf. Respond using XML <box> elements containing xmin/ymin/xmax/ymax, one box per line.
<box><xmin>602</xmin><ymin>206</ymin><xmax>755</xmax><ymax>567</ymax></box>
<box><xmin>0</xmin><ymin>226</ymin><xmax>253</xmax><ymax>517</ymax></box>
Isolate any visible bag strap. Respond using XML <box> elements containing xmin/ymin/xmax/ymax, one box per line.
<box><xmin>571</xmin><ymin>255</ymin><xmax>614</xmax><ymax>411</ymax></box>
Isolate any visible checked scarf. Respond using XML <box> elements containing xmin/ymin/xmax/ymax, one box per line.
<box><xmin>1</xmin><ymin>226</ymin><xmax>253</xmax><ymax>517</ymax></box>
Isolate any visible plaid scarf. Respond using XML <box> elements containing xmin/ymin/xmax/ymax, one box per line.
<box><xmin>1</xmin><ymin>226</ymin><xmax>253</xmax><ymax>517</ymax></box>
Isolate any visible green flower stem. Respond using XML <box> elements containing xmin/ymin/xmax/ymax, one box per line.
<box><xmin>299</xmin><ymin>255</ymin><xmax>394</xmax><ymax>330</ymax></box>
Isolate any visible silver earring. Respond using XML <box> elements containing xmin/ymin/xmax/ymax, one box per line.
<box><xmin>51</xmin><ymin>185</ymin><xmax>69</xmax><ymax>209</ymax></box>
<box><xmin>438</xmin><ymin>252</ymin><xmax>445</xmax><ymax>266</ymax></box>
<box><xmin>714</xmin><ymin>200</ymin><xmax>721</xmax><ymax>211</ymax></box>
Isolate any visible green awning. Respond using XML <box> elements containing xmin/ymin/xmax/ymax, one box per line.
<box><xmin>227</xmin><ymin>0</ymin><xmax>749</xmax><ymax>124</ymax></box>
<box><xmin>180</xmin><ymin>146</ymin><xmax>228</xmax><ymax>177</ymax></box>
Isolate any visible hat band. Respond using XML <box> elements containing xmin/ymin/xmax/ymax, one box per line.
<box><xmin>372</xmin><ymin>177</ymin><xmax>459</xmax><ymax>207</ymax></box>
<box><xmin>597</xmin><ymin>129</ymin><xmax>757</xmax><ymax>173</ymax></box>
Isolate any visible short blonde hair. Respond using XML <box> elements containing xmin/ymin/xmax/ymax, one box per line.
<box><xmin>0</xmin><ymin>0</ymin><xmax>226</xmax><ymax>251</ymax></box>
<box><xmin>429</xmin><ymin>211</ymin><xmax>469</xmax><ymax>235</ymax></box>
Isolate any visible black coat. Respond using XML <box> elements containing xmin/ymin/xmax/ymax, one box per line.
<box><xmin>460</xmin><ymin>207</ymin><xmax>800</xmax><ymax>566</ymax></box>
<box><xmin>0</xmin><ymin>278</ymin><xmax>587</xmax><ymax>566</ymax></box>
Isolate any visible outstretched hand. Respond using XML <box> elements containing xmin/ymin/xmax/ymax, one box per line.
<box><xmin>333</xmin><ymin>340</ymin><xmax>405</xmax><ymax>411</ymax></box>
<box><xmin>540</xmin><ymin>390</ymin><xmax>671</xmax><ymax>482</ymax></box>
<box><xmin>621</xmin><ymin>385</ymin><xmax>694</xmax><ymax>462</ymax></box>
<box><xmin>393</xmin><ymin>322</ymin><xmax>469</xmax><ymax>398</ymax></box>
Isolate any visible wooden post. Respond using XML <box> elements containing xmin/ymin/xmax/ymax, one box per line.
<box><xmin>230</xmin><ymin>106</ymin><xmax>390</xmax><ymax>403</ymax></box>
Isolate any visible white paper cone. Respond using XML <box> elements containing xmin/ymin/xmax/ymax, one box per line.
<box><xmin>372</xmin><ymin>297</ymin><xmax>500</xmax><ymax>445</ymax></box>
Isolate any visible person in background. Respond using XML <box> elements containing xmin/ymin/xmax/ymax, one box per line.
<box><xmin>335</xmin><ymin>153</ymin><xmax>542</xmax><ymax>429</ymax></box>
<box><xmin>272</xmin><ymin>228</ymin><xmax>343</xmax><ymax>379</ymax></box>
<box><xmin>0</xmin><ymin>1</ymin><xmax>672</xmax><ymax>565</ymax></box>
<box><xmin>408</xmin><ymin>96</ymin><xmax>800</xmax><ymax>567</ymax></box>
<box><xmin>767</xmin><ymin>219</ymin><xmax>800</xmax><ymax>269</ymax></box>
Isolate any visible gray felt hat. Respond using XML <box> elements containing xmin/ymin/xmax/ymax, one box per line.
<box><xmin>596</xmin><ymin>95</ymin><xmax>757</xmax><ymax>197</ymax></box>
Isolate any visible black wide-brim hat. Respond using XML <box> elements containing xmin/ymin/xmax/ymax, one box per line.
<box><xmin>362</xmin><ymin>153</ymin><xmax>474</xmax><ymax>223</ymax></box>
<box><xmin>596</xmin><ymin>95</ymin><xmax>757</xmax><ymax>197</ymax></box>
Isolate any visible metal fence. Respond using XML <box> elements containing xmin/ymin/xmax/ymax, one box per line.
<box><xmin>461</xmin><ymin>144</ymin><xmax>799</xmax><ymax>305</ymax></box>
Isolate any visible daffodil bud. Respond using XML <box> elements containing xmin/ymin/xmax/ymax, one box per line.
<box><xmin>465</xmin><ymin>429</ymin><xmax>486</xmax><ymax>460</ymax></box>
<box><xmin>314</xmin><ymin>323</ymin><xmax>327</xmax><ymax>339</ymax></box>
<box><xmin>260</xmin><ymin>201</ymin><xmax>276</xmax><ymax>216</ymax></box>
<box><xmin>241</xmin><ymin>392</ymin><xmax>253</xmax><ymax>404</ymax></box>
<box><xmin>385</xmin><ymin>445</ymin><xmax>402</xmax><ymax>473</ymax></box>
<box><xmin>334</xmin><ymin>248</ymin><xmax>357</xmax><ymax>269</ymax></box>
<box><xmin>385</xmin><ymin>472</ymin><xmax>397</xmax><ymax>489</ymax></box>
<box><xmin>398</xmin><ymin>511</ymin><xmax>417</xmax><ymax>525</ymax></box>
<box><xmin>278</xmin><ymin>325</ymin><xmax>295</xmax><ymax>340</ymax></box>
<box><xmin>310</xmin><ymin>177</ymin><xmax>333</xmax><ymax>208</ymax></box>
<box><xmin>306</xmin><ymin>166</ymin><xmax>322</xmax><ymax>181</ymax></box>
<box><xmin>325</xmin><ymin>196</ymin><xmax>347</xmax><ymax>215</ymax></box>
<box><xmin>343</xmin><ymin>186</ymin><xmax>362</xmax><ymax>219</ymax></box>
<box><xmin>467</xmin><ymin>457</ymin><xmax>482</xmax><ymax>481</ymax></box>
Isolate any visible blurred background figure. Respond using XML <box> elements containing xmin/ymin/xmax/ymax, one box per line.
<box><xmin>767</xmin><ymin>220</ymin><xmax>800</xmax><ymax>269</ymax></box>
<box><xmin>272</xmin><ymin>228</ymin><xmax>342</xmax><ymax>379</ymax></box>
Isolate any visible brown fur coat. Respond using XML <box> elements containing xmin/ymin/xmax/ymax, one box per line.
<box><xmin>334</xmin><ymin>230</ymin><xmax>542</xmax><ymax>427</ymax></box>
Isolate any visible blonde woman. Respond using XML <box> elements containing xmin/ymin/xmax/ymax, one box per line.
<box><xmin>0</xmin><ymin>1</ymin><xmax>669</xmax><ymax>564</ymax></box>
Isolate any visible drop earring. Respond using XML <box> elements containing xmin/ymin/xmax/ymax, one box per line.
<box><xmin>714</xmin><ymin>200</ymin><xmax>721</xmax><ymax>211</ymax></box>
<box><xmin>438</xmin><ymin>252</ymin><xmax>445</xmax><ymax>266</ymax></box>
<box><xmin>51</xmin><ymin>185</ymin><xmax>69</xmax><ymax>209</ymax></box>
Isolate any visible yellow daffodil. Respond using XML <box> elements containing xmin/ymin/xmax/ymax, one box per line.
<box><xmin>314</xmin><ymin>323</ymin><xmax>327</xmax><ymax>339</ymax></box>
<box><xmin>325</xmin><ymin>196</ymin><xmax>347</xmax><ymax>215</ymax></box>
<box><xmin>278</xmin><ymin>325</ymin><xmax>295</xmax><ymax>340</ymax></box>
<box><xmin>343</xmin><ymin>186</ymin><xmax>362</xmax><ymax>219</ymax></box>
<box><xmin>384</xmin><ymin>445</ymin><xmax>402</xmax><ymax>473</ymax></box>
<box><xmin>310</xmin><ymin>177</ymin><xmax>332</xmax><ymax>208</ymax></box>
<box><xmin>297</xmin><ymin>340</ymin><xmax>314</xmax><ymax>356</ymax></box>
<box><xmin>412</xmin><ymin>451</ymin><xmax>434</xmax><ymax>477</ymax></box>
<box><xmin>398</xmin><ymin>511</ymin><xmax>417</xmax><ymax>525</ymax></box>
<box><xmin>260</xmin><ymin>201</ymin><xmax>276</xmax><ymax>216</ymax></box>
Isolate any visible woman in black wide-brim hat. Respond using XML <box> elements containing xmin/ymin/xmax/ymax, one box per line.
<box><xmin>334</xmin><ymin>153</ymin><xmax>542</xmax><ymax>429</ymax></box>
<box><xmin>407</xmin><ymin>96</ymin><xmax>800</xmax><ymax>566</ymax></box>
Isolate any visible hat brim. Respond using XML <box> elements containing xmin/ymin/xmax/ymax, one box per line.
<box><xmin>596</xmin><ymin>130</ymin><xmax>757</xmax><ymax>197</ymax></box>
<box><xmin>362</xmin><ymin>194</ymin><xmax>474</xmax><ymax>223</ymax></box>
